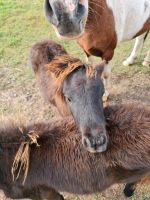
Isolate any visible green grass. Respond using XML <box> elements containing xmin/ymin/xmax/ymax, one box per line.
<box><xmin>0</xmin><ymin>1</ymin><xmax>150</xmax><ymax>199</ymax></box>
<box><xmin>0</xmin><ymin>0</ymin><xmax>83</xmax><ymax>89</ymax></box>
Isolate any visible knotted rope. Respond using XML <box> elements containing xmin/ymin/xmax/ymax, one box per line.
<box><xmin>11</xmin><ymin>131</ymin><xmax>39</xmax><ymax>185</ymax></box>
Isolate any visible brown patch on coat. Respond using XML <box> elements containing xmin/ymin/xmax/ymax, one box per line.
<box><xmin>134</xmin><ymin>17</ymin><xmax>150</xmax><ymax>38</ymax></box>
<box><xmin>77</xmin><ymin>0</ymin><xmax>117</xmax><ymax>61</ymax></box>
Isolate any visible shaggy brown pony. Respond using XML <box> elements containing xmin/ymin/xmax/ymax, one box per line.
<box><xmin>0</xmin><ymin>103</ymin><xmax>150</xmax><ymax>199</ymax></box>
<box><xmin>30</xmin><ymin>40</ymin><xmax>108</xmax><ymax>154</ymax></box>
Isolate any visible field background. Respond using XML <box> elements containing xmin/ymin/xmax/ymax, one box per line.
<box><xmin>0</xmin><ymin>0</ymin><xmax>150</xmax><ymax>199</ymax></box>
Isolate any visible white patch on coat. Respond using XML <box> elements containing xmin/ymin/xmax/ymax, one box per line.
<box><xmin>106</xmin><ymin>0</ymin><xmax>150</xmax><ymax>42</ymax></box>
<box><xmin>123</xmin><ymin>32</ymin><xmax>147</xmax><ymax>66</ymax></box>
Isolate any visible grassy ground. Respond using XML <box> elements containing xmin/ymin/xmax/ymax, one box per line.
<box><xmin>0</xmin><ymin>0</ymin><xmax>150</xmax><ymax>199</ymax></box>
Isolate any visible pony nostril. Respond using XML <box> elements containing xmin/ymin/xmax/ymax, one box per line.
<box><xmin>91</xmin><ymin>143</ymin><xmax>96</xmax><ymax>149</ymax></box>
<box><xmin>44</xmin><ymin>0</ymin><xmax>59</xmax><ymax>26</ymax></box>
<box><xmin>82</xmin><ymin>137</ymin><xmax>89</xmax><ymax>148</ymax></box>
<box><xmin>45</xmin><ymin>0</ymin><xmax>53</xmax><ymax>17</ymax></box>
<box><xmin>82</xmin><ymin>135</ymin><xmax>107</xmax><ymax>152</ymax></box>
<box><xmin>90</xmin><ymin>135</ymin><xmax>107</xmax><ymax>149</ymax></box>
<box><xmin>97</xmin><ymin>135</ymin><xmax>106</xmax><ymax>146</ymax></box>
<box><xmin>76</xmin><ymin>3</ymin><xmax>86</xmax><ymax>19</ymax></box>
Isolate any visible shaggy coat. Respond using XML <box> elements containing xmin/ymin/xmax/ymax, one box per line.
<box><xmin>0</xmin><ymin>104</ymin><xmax>150</xmax><ymax>199</ymax></box>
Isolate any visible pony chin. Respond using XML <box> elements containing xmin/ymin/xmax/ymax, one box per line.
<box><xmin>52</xmin><ymin>25</ymin><xmax>85</xmax><ymax>40</ymax></box>
<box><xmin>59</xmin><ymin>32</ymin><xmax>85</xmax><ymax>40</ymax></box>
<box><xmin>55</xmin><ymin>28</ymin><xmax>84</xmax><ymax>40</ymax></box>
<box><xmin>85</xmin><ymin>146</ymin><xmax>107</xmax><ymax>153</ymax></box>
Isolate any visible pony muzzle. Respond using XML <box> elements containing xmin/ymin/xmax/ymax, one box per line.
<box><xmin>44</xmin><ymin>0</ymin><xmax>88</xmax><ymax>38</ymax></box>
<box><xmin>82</xmin><ymin>128</ymin><xmax>108</xmax><ymax>153</ymax></box>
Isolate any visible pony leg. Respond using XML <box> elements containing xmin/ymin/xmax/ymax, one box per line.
<box><xmin>123</xmin><ymin>32</ymin><xmax>147</xmax><ymax>66</ymax></box>
<box><xmin>102</xmin><ymin>62</ymin><xmax>112</xmax><ymax>102</ymax></box>
<box><xmin>143</xmin><ymin>50</ymin><xmax>150</xmax><ymax>67</ymax></box>
<box><xmin>123</xmin><ymin>182</ymin><xmax>137</xmax><ymax>197</ymax></box>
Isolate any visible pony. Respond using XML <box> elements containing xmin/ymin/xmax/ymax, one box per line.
<box><xmin>0</xmin><ymin>103</ymin><xmax>150</xmax><ymax>199</ymax></box>
<box><xmin>44</xmin><ymin>0</ymin><xmax>150</xmax><ymax>100</ymax></box>
<box><xmin>29</xmin><ymin>40</ymin><xmax>108</xmax><ymax>153</ymax></box>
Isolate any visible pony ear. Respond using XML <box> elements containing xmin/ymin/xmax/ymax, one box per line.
<box><xmin>94</xmin><ymin>61</ymin><xmax>106</xmax><ymax>76</ymax></box>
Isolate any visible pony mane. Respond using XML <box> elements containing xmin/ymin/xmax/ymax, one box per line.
<box><xmin>45</xmin><ymin>54</ymin><xmax>96</xmax><ymax>93</ymax></box>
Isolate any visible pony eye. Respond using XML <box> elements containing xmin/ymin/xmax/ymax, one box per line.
<box><xmin>65</xmin><ymin>96</ymin><xmax>72</xmax><ymax>102</ymax></box>
<box><xmin>67</xmin><ymin>97</ymin><xmax>71</xmax><ymax>102</ymax></box>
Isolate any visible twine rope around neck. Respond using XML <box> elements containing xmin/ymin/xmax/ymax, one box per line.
<box><xmin>11</xmin><ymin>131</ymin><xmax>39</xmax><ymax>185</ymax></box>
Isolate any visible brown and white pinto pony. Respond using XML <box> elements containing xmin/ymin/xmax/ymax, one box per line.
<box><xmin>0</xmin><ymin>104</ymin><xmax>150</xmax><ymax>199</ymax></box>
<box><xmin>44</xmin><ymin>0</ymin><xmax>150</xmax><ymax>99</ymax></box>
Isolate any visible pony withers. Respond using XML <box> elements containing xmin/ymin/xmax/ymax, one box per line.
<box><xmin>29</xmin><ymin>39</ymin><xmax>107</xmax><ymax>153</ymax></box>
